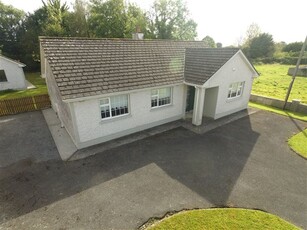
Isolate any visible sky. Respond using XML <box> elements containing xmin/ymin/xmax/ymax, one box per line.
<box><xmin>2</xmin><ymin>0</ymin><xmax>306</xmax><ymax>46</ymax></box>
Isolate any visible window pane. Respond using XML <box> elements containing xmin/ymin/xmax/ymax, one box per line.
<box><xmin>100</xmin><ymin>98</ymin><xmax>109</xmax><ymax>105</ymax></box>
<box><xmin>100</xmin><ymin>105</ymin><xmax>110</xmax><ymax>119</ymax></box>
<box><xmin>159</xmin><ymin>88</ymin><xmax>171</xmax><ymax>98</ymax></box>
<box><xmin>151</xmin><ymin>87</ymin><xmax>171</xmax><ymax>107</ymax></box>
<box><xmin>151</xmin><ymin>95</ymin><xmax>158</xmax><ymax>107</ymax></box>
<box><xmin>151</xmin><ymin>89</ymin><xmax>158</xmax><ymax>96</ymax></box>
<box><xmin>100</xmin><ymin>95</ymin><xmax>129</xmax><ymax>119</ymax></box>
<box><xmin>228</xmin><ymin>82</ymin><xmax>244</xmax><ymax>99</ymax></box>
<box><xmin>110</xmin><ymin>95</ymin><xmax>129</xmax><ymax>117</ymax></box>
<box><xmin>159</xmin><ymin>88</ymin><xmax>171</xmax><ymax>106</ymax></box>
<box><xmin>237</xmin><ymin>85</ymin><xmax>242</xmax><ymax>96</ymax></box>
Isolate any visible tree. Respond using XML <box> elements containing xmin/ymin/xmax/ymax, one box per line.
<box><xmin>89</xmin><ymin>0</ymin><xmax>126</xmax><ymax>38</ymax></box>
<box><xmin>65</xmin><ymin>0</ymin><xmax>89</xmax><ymax>37</ymax></box>
<box><xmin>235</xmin><ymin>35</ymin><xmax>244</xmax><ymax>48</ymax></box>
<box><xmin>273</xmin><ymin>41</ymin><xmax>286</xmax><ymax>58</ymax></box>
<box><xmin>275</xmin><ymin>41</ymin><xmax>286</xmax><ymax>52</ymax></box>
<box><xmin>148</xmin><ymin>0</ymin><xmax>197</xmax><ymax>40</ymax></box>
<box><xmin>42</xmin><ymin>0</ymin><xmax>69</xmax><ymax>36</ymax></box>
<box><xmin>0</xmin><ymin>1</ymin><xmax>25</xmax><ymax>59</ymax></box>
<box><xmin>216</xmin><ymin>42</ymin><xmax>222</xmax><ymax>48</ymax></box>
<box><xmin>248</xmin><ymin>33</ymin><xmax>275</xmax><ymax>59</ymax></box>
<box><xmin>202</xmin><ymin>36</ymin><xmax>216</xmax><ymax>48</ymax></box>
<box><xmin>19</xmin><ymin>7</ymin><xmax>48</xmax><ymax>70</ymax></box>
<box><xmin>282</xmin><ymin>42</ymin><xmax>305</xmax><ymax>52</ymax></box>
<box><xmin>124</xmin><ymin>3</ymin><xmax>148</xmax><ymax>38</ymax></box>
<box><xmin>243</xmin><ymin>23</ymin><xmax>261</xmax><ymax>46</ymax></box>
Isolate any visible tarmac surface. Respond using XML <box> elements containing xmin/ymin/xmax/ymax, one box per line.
<box><xmin>0</xmin><ymin>110</ymin><xmax>306</xmax><ymax>229</ymax></box>
<box><xmin>0</xmin><ymin>111</ymin><xmax>60</xmax><ymax>168</ymax></box>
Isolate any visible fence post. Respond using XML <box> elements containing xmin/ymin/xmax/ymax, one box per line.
<box><xmin>32</xmin><ymin>96</ymin><xmax>38</xmax><ymax>110</ymax></box>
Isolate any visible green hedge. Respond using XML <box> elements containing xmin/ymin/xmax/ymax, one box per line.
<box><xmin>253</xmin><ymin>57</ymin><xmax>307</xmax><ymax>65</ymax></box>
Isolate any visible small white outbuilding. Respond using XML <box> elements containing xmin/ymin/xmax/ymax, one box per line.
<box><xmin>0</xmin><ymin>55</ymin><xmax>26</xmax><ymax>91</ymax></box>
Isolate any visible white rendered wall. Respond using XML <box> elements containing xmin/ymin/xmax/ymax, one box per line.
<box><xmin>45</xmin><ymin>61</ymin><xmax>76</xmax><ymax>143</ymax></box>
<box><xmin>0</xmin><ymin>58</ymin><xmax>26</xmax><ymax>91</ymax></box>
<box><xmin>72</xmin><ymin>84</ymin><xmax>185</xmax><ymax>148</ymax></box>
<box><xmin>203</xmin><ymin>53</ymin><xmax>256</xmax><ymax>119</ymax></box>
<box><xmin>203</xmin><ymin>87</ymin><xmax>219</xmax><ymax>118</ymax></box>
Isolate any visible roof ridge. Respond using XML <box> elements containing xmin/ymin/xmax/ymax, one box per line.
<box><xmin>39</xmin><ymin>36</ymin><xmax>205</xmax><ymax>43</ymax></box>
<box><xmin>0</xmin><ymin>55</ymin><xmax>26</xmax><ymax>67</ymax></box>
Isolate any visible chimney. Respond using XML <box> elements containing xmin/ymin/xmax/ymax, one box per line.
<box><xmin>132</xmin><ymin>26</ymin><xmax>144</xmax><ymax>40</ymax></box>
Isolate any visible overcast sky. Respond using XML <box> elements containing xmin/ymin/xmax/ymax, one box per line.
<box><xmin>3</xmin><ymin>0</ymin><xmax>306</xmax><ymax>46</ymax></box>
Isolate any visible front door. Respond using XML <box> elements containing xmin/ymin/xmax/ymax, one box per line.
<box><xmin>186</xmin><ymin>86</ymin><xmax>195</xmax><ymax>112</ymax></box>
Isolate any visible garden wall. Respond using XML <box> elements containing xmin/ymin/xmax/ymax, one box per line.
<box><xmin>250</xmin><ymin>94</ymin><xmax>307</xmax><ymax>114</ymax></box>
<box><xmin>288</xmin><ymin>67</ymin><xmax>307</xmax><ymax>77</ymax></box>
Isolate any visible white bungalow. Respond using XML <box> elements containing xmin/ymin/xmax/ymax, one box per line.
<box><xmin>40</xmin><ymin>37</ymin><xmax>258</xmax><ymax>149</ymax></box>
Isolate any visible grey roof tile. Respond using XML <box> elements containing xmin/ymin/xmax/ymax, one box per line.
<box><xmin>184</xmin><ymin>48</ymin><xmax>240</xmax><ymax>85</ymax></box>
<box><xmin>40</xmin><ymin>37</ymin><xmax>207</xmax><ymax>100</ymax></box>
<box><xmin>41</xmin><ymin>38</ymin><xmax>251</xmax><ymax>100</ymax></box>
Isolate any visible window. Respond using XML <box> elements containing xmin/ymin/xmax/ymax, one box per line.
<box><xmin>0</xmin><ymin>70</ymin><xmax>8</xmax><ymax>82</ymax></box>
<box><xmin>227</xmin><ymin>82</ymin><xmax>244</xmax><ymax>99</ymax></box>
<box><xmin>100</xmin><ymin>95</ymin><xmax>129</xmax><ymax>119</ymax></box>
<box><xmin>151</xmin><ymin>87</ymin><xmax>171</xmax><ymax>108</ymax></box>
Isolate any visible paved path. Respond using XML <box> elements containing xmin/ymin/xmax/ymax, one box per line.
<box><xmin>0</xmin><ymin>111</ymin><xmax>306</xmax><ymax>229</ymax></box>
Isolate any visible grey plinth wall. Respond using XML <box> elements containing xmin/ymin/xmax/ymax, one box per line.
<box><xmin>288</xmin><ymin>66</ymin><xmax>307</xmax><ymax>77</ymax></box>
<box><xmin>250</xmin><ymin>94</ymin><xmax>307</xmax><ymax>114</ymax></box>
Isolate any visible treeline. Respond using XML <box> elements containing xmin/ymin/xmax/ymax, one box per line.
<box><xmin>0</xmin><ymin>0</ymin><xmax>197</xmax><ymax>71</ymax></box>
<box><xmin>1</xmin><ymin>0</ymin><xmax>305</xmax><ymax>72</ymax></box>
<box><xmin>237</xmin><ymin>23</ymin><xmax>307</xmax><ymax>65</ymax></box>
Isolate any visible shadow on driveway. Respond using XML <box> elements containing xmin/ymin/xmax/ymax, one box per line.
<box><xmin>0</xmin><ymin>116</ymin><xmax>258</xmax><ymax>221</ymax></box>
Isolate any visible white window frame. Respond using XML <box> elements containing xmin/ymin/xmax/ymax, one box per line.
<box><xmin>227</xmin><ymin>82</ymin><xmax>244</xmax><ymax>99</ymax></box>
<box><xmin>100</xmin><ymin>94</ymin><xmax>129</xmax><ymax>120</ymax></box>
<box><xmin>151</xmin><ymin>87</ymin><xmax>172</xmax><ymax>108</ymax></box>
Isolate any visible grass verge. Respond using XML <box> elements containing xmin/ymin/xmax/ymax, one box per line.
<box><xmin>248</xmin><ymin>102</ymin><xmax>307</xmax><ymax>122</ymax></box>
<box><xmin>145</xmin><ymin>208</ymin><xmax>298</xmax><ymax>230</ymax></box>
<box><xmin>0</xmin><ymin>72</ymin><xmax>47</xmax><ymax>100</ymax></box>
<box><xmin>288</xmin><ymin>129</ymin><xmax>307</xmax><ymax>158</ymax></box>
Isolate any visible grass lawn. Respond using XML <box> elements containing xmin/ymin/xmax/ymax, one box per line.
<box><xmin>288</xmin><ymin>129</ymin><xmax>307</xmax><ymax>158</ymax></box>
<box><xmin>0</xmin><ymin>72</ymin><xmax>48</xmax><ymax>100</ymax></box>
<box><xmin>146</xmin><ymin>208</ymin><xmax>298</xmax><ymax>230</ymax></box>
<box><xmin>249</xmin><ymin>102</ymin><xmax>307</xmax><ymax>122</ymax></box>
<box><xmin>252</xmin><ymin>64</ymin><xmax>307</xmax><ymax>104</ymax></box>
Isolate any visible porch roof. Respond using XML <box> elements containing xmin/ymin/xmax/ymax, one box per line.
<box><xmin>184</xmin><ymin>48</ymin><xmax>240</xmax><ymax>85</ymax></box>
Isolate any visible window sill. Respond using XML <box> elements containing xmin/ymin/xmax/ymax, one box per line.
<box><xmin>150</xmin><ymin>103</ymin><xmax>173</xmax><ymax>111</ymax></box>
<box><xmin>100</xmin><ymin>113</ymin><xmax>131</xmax><ymax>124</ymax></box>
<box><xmin>226</xmin><ymin>96</ymin><xmax>243</xmax><ymax>102</ymax></box>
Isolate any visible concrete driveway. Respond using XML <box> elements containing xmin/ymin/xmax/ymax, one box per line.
<box><xmin>0</xmin><ymin>110</ymin><xmax>306</xmax><ymax>229</ymax></box>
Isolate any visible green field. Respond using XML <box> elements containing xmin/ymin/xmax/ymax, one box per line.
<box><xmin>252</xmin><ymin>64</ymin><xmax>307</xmax><ymax>104</ymax></box>
<box><xmin>146</xmin><ymin>208</ymin><xmax>298</xmax><ymax>230</ymax></box>
<box><xmin>0</xmin><ymin>72</ymin><xmax>47</xmax><ymax>100</ymax></box>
